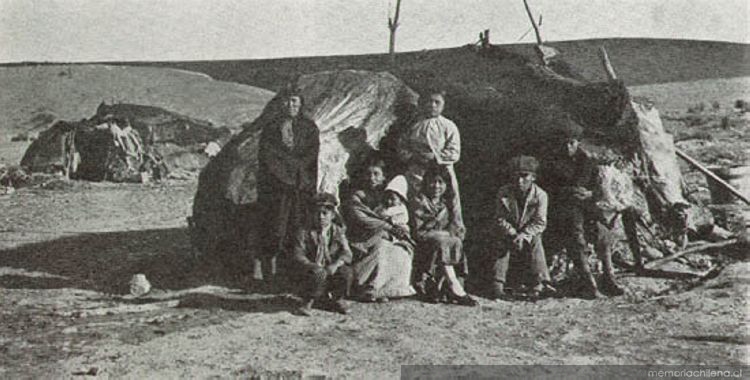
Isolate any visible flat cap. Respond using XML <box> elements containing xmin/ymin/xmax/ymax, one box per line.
<box><xmin>509</xmin><ymin>155</ymin><xmax>539</xmax><ymax>175</ymax></box>
<box><xmin>312</xmin><ymin>192</ymin><xmax>338</xmax><ymax>208</ymax></box>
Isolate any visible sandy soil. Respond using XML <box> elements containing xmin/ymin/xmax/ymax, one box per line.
<box><xmin>0</xmin><ymin>176</ymin><xmax>747</xmax><ymax>379</ymax></box>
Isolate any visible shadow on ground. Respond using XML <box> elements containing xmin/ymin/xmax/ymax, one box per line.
<box><xmin>176</xmin><ymin>293</ymin><xmax>298</xmax><ymax>313</ymax></box>
<box><xmin>673</xmin><ymin>335</ymin><xmax>750</xmax><ymax>345</ymax></box>
<box><xmin>0</xmin><ymin>227</ymin><xmax>259</xmax><ymax>294</ymax></box>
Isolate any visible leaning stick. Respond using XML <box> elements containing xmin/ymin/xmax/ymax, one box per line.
<box><xmin>644</xmin><ymin>238</ymin><xmax>738</xmax><ymax>270</ymax></box>
<box><xmin>599</xmin><ymin>46</ymin><xmax>618</xmax><ymax>81</ymax></box>
<box><xmin>522</xmin><ymin>0</ymin><xmax>543</xmax><ymax>45</ymax></box>
<box><xmin>675</xmin><ymin>149</ymin><xmax>750</xmax><ymax>205</ymax></box>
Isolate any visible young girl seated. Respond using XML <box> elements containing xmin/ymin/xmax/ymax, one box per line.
<box><xmin>410</xmin><ymin>165</ymin><xmax>477</xmax><ymax>306</ymax></box>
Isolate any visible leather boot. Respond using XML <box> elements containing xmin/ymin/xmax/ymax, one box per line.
<box><xmin>580</xmin><ymin>273</ymin><xmax>603</xmax><ymax>300</ymax></box>
<box><xmin>600</xmin><ymin>271</ymin><xmax>625</xmax><ymax>296</ymax></box>
<box><xmin>328</xmin><ymin>299</ymin><xmax>350</xmax><ymax>315</ymax></box>
<box><xmin>490</xmin><ymin>281</ymin><xmax>507</xmax><ymax>300</ymax></box>
<box><xmin>451</xmin><ymin>293</ymin><xmax>479</xmax><ymax>307</ymax></box>
<box><xmin>296</xmin><ymin>298</ymin><xmax>314</xmax><ymax>316</ymax></box>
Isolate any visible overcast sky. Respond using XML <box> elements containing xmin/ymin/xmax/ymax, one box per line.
<box><xmin>1</xmin><ymin>0</ymin><xmax>748</xmax><ymax>63</ymax></box>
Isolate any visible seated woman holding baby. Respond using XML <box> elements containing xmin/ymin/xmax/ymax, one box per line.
<box><xmin>342</xmin><ymin>157</ymin><xmax>416</xmax><ymax>302</ymax></box>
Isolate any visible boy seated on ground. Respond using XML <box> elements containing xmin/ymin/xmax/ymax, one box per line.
<box><xmin>293</xmin><ymin>193</ymin><xmax>354</xmax><ymax>316</ymax></box>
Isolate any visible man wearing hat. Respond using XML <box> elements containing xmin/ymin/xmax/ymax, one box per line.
<box><xmin>491</xmin><ymin>155</ymin><xmax>551</xmax><ymax>298</ymax></box>
<box><xmin>540</xmin><ymin>117</ymin><xmax>624</xmax><ymax>299</ymax></box>
<box><xmin>292</xmin><ymin>193</ymin><xmax>353</xmax><ymax>316</ymax></box>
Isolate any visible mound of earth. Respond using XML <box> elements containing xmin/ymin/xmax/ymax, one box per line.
<box><xmin>152</xmin><ymin>38</ymin><xmax>750</xmax><ymax>92</ymax></box>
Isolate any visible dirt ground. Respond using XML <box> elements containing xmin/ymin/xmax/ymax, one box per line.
<box><xmin>1</xmin><ymin>77</ymin><xmax>748</xmax><ymax>377</ymax></box>
<box><xmin>0</xmin><ymin>174</ymin><xmax>748</xmax><ymax>379</ymax></box>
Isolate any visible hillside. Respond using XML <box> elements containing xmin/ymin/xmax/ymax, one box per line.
<box><xmin>124</xmin><ymin>38</ymin><xmax>750</xmax><ymax>90</ymax></box>
<box><xmin>504</xmin><ymin>38</ymin><xmax>750</xmax><ymax>85</ymax></box>
<box><xmin>0</xmin><ymin>65</ymin><xmax>274</xmax><ymax>136</ymax></box>
<box><xmin>630</xmin><ymin>76</ymin><xmax>750</xmax><ymax>112</ymax></box>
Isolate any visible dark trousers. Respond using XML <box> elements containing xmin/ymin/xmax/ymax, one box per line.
<box><xmin>558</xmin><ymin>205</ymin><xmax>617</xmax><ymax>278</ymax></box>
<box><xmin>299</xmin><ymin>265</ymin><xmax>353</xmax><ymax>301</ymax></box>
<box><xmin>256</xmin><ymin>184</ymin><xmax>310</xmax><ymax>280</ymax></box>
<box><xmin>621</xmin><ymin>208</ymin><xmax>644</xmax><ymax>267</ymax></box>
<box><xmin>493</xmin><ymin>235</ymin><xmax>550</xmax><ymax>287</ymax></box>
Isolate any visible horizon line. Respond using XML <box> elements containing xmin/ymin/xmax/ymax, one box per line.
<box><xmin>0</xmin><ymin>37</ymin><xmax>748</xmax><ymax>66</ymax></box>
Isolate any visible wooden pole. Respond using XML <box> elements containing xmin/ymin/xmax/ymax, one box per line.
<box><xmin>599</xmin><ymin>46</ymin><xmax>618</xmax><ymax>81</ymax></box>
<box><xmin>522</xmin><ymin>0</ymin><xmax>543</xmax><ymax>45</ymax></box>
<box><xmin>388</xmin><ymin>0</ymin><xmax>402</xmax><ymax>66</ymax></box>
<box><xmin>676</xmin><ymin>149</ymin><xmax>750</xmax><ymax>205</ymax></box>
<box><xmin>644</xmin><ymin>238</ymin><xmax>738</xmax><ymax>270</ymax></box>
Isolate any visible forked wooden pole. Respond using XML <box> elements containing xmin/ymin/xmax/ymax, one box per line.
<box><xmin>388</xmin><ymin>0</ymin><xmax>402</xmax><ymax>66</ymax></box>
<box><xmin>522</xmin><ymin>0</ymin><xmax>543</xmax><ymax>45</ymax></box>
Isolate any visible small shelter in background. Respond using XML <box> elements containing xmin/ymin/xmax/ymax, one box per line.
<box><xmin>20</xmin><ymin>103</ymin><xmax>231</xmax><ymax>182</ymax></box>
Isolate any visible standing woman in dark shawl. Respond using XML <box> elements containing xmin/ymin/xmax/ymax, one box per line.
<box><xmin>256</xmin><ymin>87</ymin><xmax>320</xmax><ymax>285</ymax></box>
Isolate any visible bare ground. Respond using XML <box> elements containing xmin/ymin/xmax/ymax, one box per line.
<box><xmin>0</xmin><ymin>176</ymin><xmax>747</xmax><ymax>379</ymax></box>
<box><xmin>1</xmin><ymin>80</ymin><xmax>748</xmax><ymax>377</ymax></box>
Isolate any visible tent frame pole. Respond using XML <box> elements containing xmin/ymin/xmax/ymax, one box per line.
<box><xmin>676</xmin><ymin>149</ymin><xmax>750</xmax><ymax>205</ymax></box>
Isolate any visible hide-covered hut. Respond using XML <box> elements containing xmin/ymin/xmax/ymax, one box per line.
<box><xmin>191</xmin><ymin>46</ymin><xmax>712</xmax><ymax>282</ymax></box>
<box><xmin>21</xmin><ymin>103</ymin><xmax>232</xmax><ymax>181</ymax></box>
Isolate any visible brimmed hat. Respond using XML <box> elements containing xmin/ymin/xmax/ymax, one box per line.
<box><xmin>312</xmin><ymin>192</ymin><xmax>338</xmax><ymax>209</ymax></box>
<box><xmin>384</xmin><ymin>175</ymin><xmax>408</xmax><ymax>202</ymax></box>
<box><xmin>558</xmin><ymin>115</ymin><xmax>584</xmax><ymax>140</ymax></box>
<box><xmin>279</xmin><ymin>82</ymin><xmax>303</xmax><ymax>98</ymax></box>
<box><xmin>509</xmin><ymin>155</ymin><xmax>539</xmax><ymax>175</ymax></box>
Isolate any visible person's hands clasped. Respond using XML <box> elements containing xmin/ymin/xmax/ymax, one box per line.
<box><xmin>448</xmin><ymin>223</ymin><xmax>465</xmax><ymax>240</ymax></box>
<box><xmin>390</xmin><ymin>225</ymin><xmax>411</xmax><ymax>241</ymax></box>
<box><xmin>571</xmin><ymin>186</ymin><xmax>593</xmax><ymax>201</ymax></box>
<box><xmin>310</xmin><ymin>265</ymin><xmax>328</xmax><ymax>281</ymax></box>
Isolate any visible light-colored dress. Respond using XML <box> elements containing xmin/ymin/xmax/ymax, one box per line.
<box><xmin>398</xmin><ymin>115</ymin><xmax>463</xmax><ymax>226</ymax></box>
<box><xmin>343</xmin><ymin>190</ymin><xmax>416</xmax><ymax>298</ymax></box>
<box><xmin>376</xmin><ymin>203</ymin><xmax>410</xmax><ymax>232</ymax></box>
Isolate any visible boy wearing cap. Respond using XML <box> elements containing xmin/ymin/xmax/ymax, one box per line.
<box><xmin>491</xmin><ymin>155</ymin><xmax>551</xmax><ymax>299</ymax></box>
<box><xmin>292</xmin><ymin>193</ymin><xmax>353</xmax><ymax>316</ymax></box>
